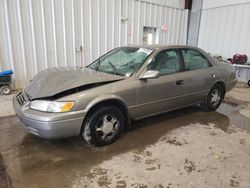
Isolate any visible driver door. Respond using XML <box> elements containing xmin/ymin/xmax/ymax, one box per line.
<box><xmin>135</xmin><ymin>49</ymin><xmax>187</xmax><ymax>118</ymax></box>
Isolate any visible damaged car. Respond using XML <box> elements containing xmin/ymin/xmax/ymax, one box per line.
<box><xmin>13</xmin><ymin>45</ymin><xmax>237</xmax><ymax>146</ymax></box>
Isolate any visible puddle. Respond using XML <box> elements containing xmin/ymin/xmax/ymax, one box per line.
<box><xmin>217</xmin><ymin>102</ymin><xmax>250</xmax><ymax>133</ymax></box>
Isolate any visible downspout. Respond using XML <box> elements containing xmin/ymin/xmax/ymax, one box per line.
<box><xmin>187</xmin><ymin>0</ymin><xmax>203</xmax><ymax>46</ymax></box>
<box><xmin>185</xmin><ymin>0</ymin><xmax>193</xmax><ymax>45</ymax></box>
<box><xmin>185</xmin><ymin>0</ymin><xmax>192</xmax><ymax>9</ymax></box>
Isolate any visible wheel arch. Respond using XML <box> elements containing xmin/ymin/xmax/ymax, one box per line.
<box><xmin>82</xmin><ymin>95</ymin><xmax>131</xmax><ymax>130</ymax></box>
<box><xmin>213</xmin><ymin>81</ymin><xmax>226</xmax><ymax>98</ymax></box>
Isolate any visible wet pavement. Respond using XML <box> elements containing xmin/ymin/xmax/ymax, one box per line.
<box><xmin>0</xmin><ymin>154</ymin><xmax>10</xmax><ymax>188</ymax></box>
<box><xmin>0</xmin><ymin>88</ymin><xmax>250</xmax><ymax>188</ymax></box>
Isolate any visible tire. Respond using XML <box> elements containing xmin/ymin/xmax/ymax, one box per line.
<box><xmin>0</xmin><ymin>85</ymin><xmax>11</xmax><ymax>95</ymax></box>
<box><xmin>81</xmin><ymin>106</ymin><xmax>125</xmax><ymax>146</ymax></box>
<box><xmin>201</xmin><ymin>84</ymin><xmax>224</xmax><ymax>111</ymax></box>
<box><xmin>248</xmin><ymin>80</ymin><xmax>250</xmax><ymax>87</ymax></box>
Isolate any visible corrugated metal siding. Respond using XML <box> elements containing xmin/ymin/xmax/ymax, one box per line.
<box><xmin>0</xmin><ymin>0</ymin><xmax>188</xmax><ymax>88</ymax></box>
<box><xmin>198</xmin><ymin>2</ymin><xmax>250</xmax><ymax>59</ymax></box>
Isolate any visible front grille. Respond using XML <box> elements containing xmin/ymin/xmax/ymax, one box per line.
<box><xmin>16</xmin><ymin>92</ymin><xmax>26</xmax><ymax>106</ymax></box>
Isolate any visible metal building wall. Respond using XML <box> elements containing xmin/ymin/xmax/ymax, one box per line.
<box><xmin>0</xmin><ymin>0</ymin><xmax>188</xmax><ymax>88</ymax></box>
<box><xmin>198</xmin><ymin>1</ymin><xmax>250</xmax><ymax>59</ymax></box>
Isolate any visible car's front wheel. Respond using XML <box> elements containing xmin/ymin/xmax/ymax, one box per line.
<box><xmin>81</xmin><ymin>106</ymin><xmax>125</xmax><ymax>146</ymax></box>
<box><xmin>201</xmin><ymin>84</ymin><xmax>224</xmax><ymax>111</ymax></box>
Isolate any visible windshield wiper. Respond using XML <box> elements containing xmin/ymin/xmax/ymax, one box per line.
<box><xmin>108</xmin><ymin>61</ymin><xmax>117</xmax><ymax>75</ymax></box>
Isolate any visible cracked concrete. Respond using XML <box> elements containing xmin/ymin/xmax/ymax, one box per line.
<box><xmin>0</xmin><ymin>84</ymin><xmax>250</xmax><ymax>188</ymax></box>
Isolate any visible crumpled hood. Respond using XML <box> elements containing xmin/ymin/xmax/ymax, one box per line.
<box><xmin>25</xmin><ymin>67</ymin><xmax>124</xmax><ymax>100</ymax></box>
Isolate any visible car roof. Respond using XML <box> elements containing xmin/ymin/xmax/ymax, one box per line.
<box><xmin>125</xmin><ymin>44</ymin><xmax>198</xmax><ymax>50</ymax></box>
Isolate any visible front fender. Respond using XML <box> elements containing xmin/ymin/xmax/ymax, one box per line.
<box><xmin>85</xmin><ymin>94</ymin><xmax>128</xmax><ymax>112</ymax></box>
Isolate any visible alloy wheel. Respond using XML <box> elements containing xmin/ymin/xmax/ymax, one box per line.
<box><xmin>95</xmin><ymin>114</ymin><xmax>120</xmax><ymax>141</ymax></box>
<box><xmin>210</xmin><ymin>89</ymin><xmax>221</xmax><ymax>107</ymax></box>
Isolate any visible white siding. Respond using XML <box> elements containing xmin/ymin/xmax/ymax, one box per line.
<box><xmin>202</xmin><ymin>0</ymin><xmax>250</xmax><ymax>9</ymax></box>
<box><xmin>0</xmin><ymin>0</ymin><xmax>188</xmax><ymax>88</ymax></box>
<box><xmin>198</xmin><ymin>1</ymin><xmax>250</xmax><ymax>59</ymax></box>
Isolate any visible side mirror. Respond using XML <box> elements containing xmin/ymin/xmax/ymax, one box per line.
<box><xmin>140</xmin><ymin>70</ymin><xmax>160</xmax><ymax>80</ymax></box>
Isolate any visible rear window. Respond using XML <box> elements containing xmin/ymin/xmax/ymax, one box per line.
<box><xmin>181</xmin><ymin>49</ymin><xmax>210</xmax><ymax>71</ymax></box>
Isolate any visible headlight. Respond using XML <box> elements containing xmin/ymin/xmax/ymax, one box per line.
<box><xmin>30</xmin><ymin>100</ymin><xmax>74</xmax><ymax>113</ymax></box>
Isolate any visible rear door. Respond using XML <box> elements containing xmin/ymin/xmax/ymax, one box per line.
<box><xmin>179</xmin><ymin>48</ymin><xmax>218</xmax><ymax>104</ymax></box>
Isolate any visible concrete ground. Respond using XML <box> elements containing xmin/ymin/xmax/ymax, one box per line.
<box><xmin>0</xmin><ymin>84</ymin><xmax>250</xmax><ymax>188</ymax></box>
<box><xmin>0</xmin><ymin>93</ymin><xmax>16</xmax><ymax>118</ymax></box>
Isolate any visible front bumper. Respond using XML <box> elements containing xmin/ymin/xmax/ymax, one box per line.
<box><xmin>13</xmin><ymin>92</ymin><xmax>86</xmax><ymax>139</ymax></box>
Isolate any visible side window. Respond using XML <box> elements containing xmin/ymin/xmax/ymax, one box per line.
<box><xmin>148</xmin><ymin>50</ymin><xmax>181</xmax><ymax>76</ymax></box>
<box><xmin>181</xmin><ymin>49</ymin><xmax>210</xmax><ymax>71</ymax></box>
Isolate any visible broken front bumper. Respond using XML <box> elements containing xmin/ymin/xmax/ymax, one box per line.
<box><xmin>13</xmin><ymin>91</ymin><xmax>86</xmax><ymax>139</ymax></box>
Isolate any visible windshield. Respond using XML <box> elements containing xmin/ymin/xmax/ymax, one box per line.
<box><xmin>87</xmin><ymin>47</ymin><xmax>153</xmax><ymax>76</ymax></box>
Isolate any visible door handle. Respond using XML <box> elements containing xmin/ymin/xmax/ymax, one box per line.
<box><xmin>176</xmin><ymin>80</ymin><xmax>184</xmax><ymax>85</ymax></box>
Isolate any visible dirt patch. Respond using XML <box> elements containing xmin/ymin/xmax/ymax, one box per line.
<box><xmin>154</xmin><ymin>184</ymin><xmax>164</xmax><ymax>188</ymax></box>
<box><xmin>97</xmin><ymin>175</ymin><xmax>111</xmax><ymax>187</ymax></box>
<box><xmin>209</xmin><ymin>132</ymin><xmax>217</xmax><ymax>136</ymax></box>
<box><xmin>161</xmin><ymin>137</ymin><xmax>188</xmax><ymax>146</ymax></box>
<box><xmin>146</xmin><ymin>166</ymin><xmax>157</xmax><ymax>171</ymax></box>
<box><xmin>184</xmin><ymin>158</ymin><xmax>196</xmax><ymax>173</ymax></box>
<box><xmin>230</xmin><ymin>175</ymin><xmax>240</xmax><ymax>188</ymax></box>
<box><xmin>116</xmin><ymin>180</ymin><xmax>127</xmax><ymax>188</ymax></box>
<box><xmin>130</xmin><ymin>183</ymin><xmax>148</xmax><ymax>187</ymax></box>
<box><xmin>239</xmin><ymin>139</ymin><xmax>246</xmax><ymax>145</ymax></box>
<box><xmin>133</xmin><ymin>154</ymin><xmax>142</xmax><ymax>163</ymax></box>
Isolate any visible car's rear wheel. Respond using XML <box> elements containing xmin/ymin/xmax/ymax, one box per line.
<box><xmin>81</xmin><ymin>106</ymin><xmax>125</xmax><ymax>146</ymax></box>
<box><xmin>201</xmin><ymin>84</ymin><xmax>224</xmax><ymax>111</ymax></box>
